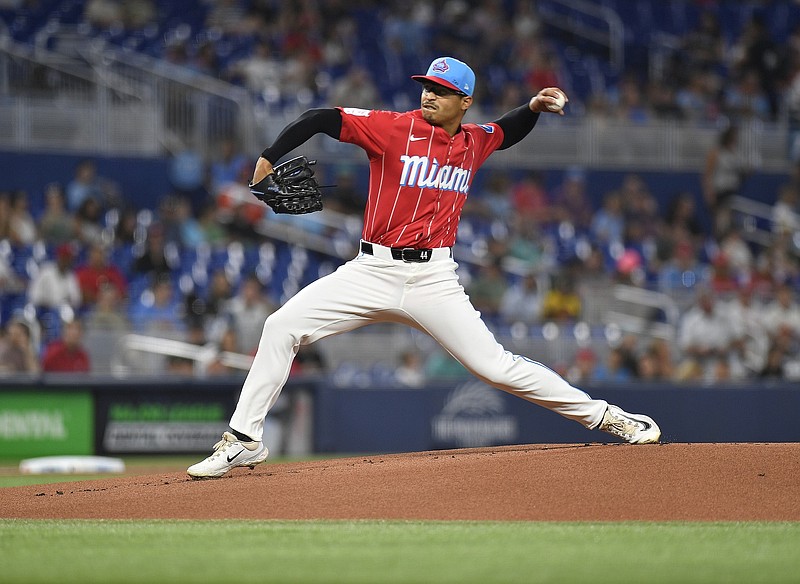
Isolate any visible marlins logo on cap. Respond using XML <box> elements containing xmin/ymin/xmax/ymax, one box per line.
<box><xmin>412</xmin><ymin>57</ymin><xmax>475</xmax><ymax>97</ymax></box>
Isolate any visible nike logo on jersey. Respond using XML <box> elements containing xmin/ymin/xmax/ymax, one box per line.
<box><xmin>227</xmin><ymin>449</ymin><xmax>246</xmax><ymax>462</ymax></box>
<box><xmin>409</xmin><ymin>135</ymin><xmax>427</xmax><ymax>141</ymax></box>
<box><xmin>399</xmin><ymin>155</ymin><xmax>472</xmax><ymax>194</ymax></box>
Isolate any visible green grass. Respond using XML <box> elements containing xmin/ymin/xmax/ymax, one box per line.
<box><xmin>1</xmin><ymin>520</ymin><xmax>798</xmax><ymax>584</ymax></box>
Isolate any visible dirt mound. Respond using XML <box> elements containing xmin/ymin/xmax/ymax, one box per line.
<box><xmin>2</xmin><ymin>443</ymin><xmax>798</xmax><ymax>521</ymax></box>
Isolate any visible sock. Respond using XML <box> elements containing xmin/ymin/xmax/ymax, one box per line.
<box><xmin>230</xmin><ymin>429</ymin><xmax>256</xmax><ymax>443</ymax></box>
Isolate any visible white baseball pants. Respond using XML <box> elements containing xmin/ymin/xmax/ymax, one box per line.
<box><xmin>230</xmin><ymin>245</ymin><xmax>608</xmax><ymax>441</ymax></box>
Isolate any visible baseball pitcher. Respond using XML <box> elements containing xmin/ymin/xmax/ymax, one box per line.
<box><xmin>188</xmin><ymin>57</ymin><xmax>661</xmax><ymax>479</ymax></box>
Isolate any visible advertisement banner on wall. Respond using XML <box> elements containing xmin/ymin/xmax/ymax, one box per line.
<box><xmin>94</xmin><ymin>389</ymin><xmax>234</xmax><ymax>454</ymax></box>
<box><xmin>0</xmin><ymin>391</ymin><xmax>94</xmax><ymax>457</ymax></box>
<box><xmin>431</xmin><ymin>380</ymin><xmax>519</xmax><ymax>449</ymax></box>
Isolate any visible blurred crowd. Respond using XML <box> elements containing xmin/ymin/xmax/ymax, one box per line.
<box><xmin>1</xmin><ymin>0</ymin><xmax>800</xmax><ymax>384</ymax></box>
<box><xmin>1</xmin><ymin>137</ymin><xmax>799</xmax><ymax>384</ymax></box>
<box><xmin>4</xmin><ymin>1</ymin><xmax>800</xmax><ymax>127</ymax></box>
<box><xmin>80</xmin><ymin>0</ymin><xmax>800</xmax><ymax>132</ymax></box>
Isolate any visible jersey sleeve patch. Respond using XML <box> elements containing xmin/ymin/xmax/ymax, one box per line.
<box><xmin>477</xmin><ymin>124</ymin><xmax>495</xmax><ymax>133</ymax></box>
<box><xmin>342</xmin><ymin>107</ymin><xmax>371</xmax><ymax>117</ymax></box>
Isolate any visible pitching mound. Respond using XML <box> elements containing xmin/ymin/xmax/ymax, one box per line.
<box><xmin>2</xmin><ymin>443</ymin><xmax>799</xmax><ymax>521</ymax></box>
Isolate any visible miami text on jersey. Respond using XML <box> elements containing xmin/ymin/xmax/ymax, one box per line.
<box><xmin>398</xmin><ymin>155</ymin><xmax>472</xmax><ymax>194</ymax></box>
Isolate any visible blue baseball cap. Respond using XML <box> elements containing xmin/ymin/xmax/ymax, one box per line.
<box><xmin>411</xmin><ymin>57</ymin><xmax>475</xmax><ymax>97</ymax></box>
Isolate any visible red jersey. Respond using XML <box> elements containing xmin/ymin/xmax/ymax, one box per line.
<box><xmin>75</xmin><ymin>265</ymin><xmax>128</xmax><ymax>304</ymax></box>
<box><xmin>337</xmin><ymin>108</ymin><xmax>504</xmax><ymax>248</ymax></box>
<box><xmin>41</xmin><ymin>341</ymin><xmax>90</xmax><ymax>373</ymax></box>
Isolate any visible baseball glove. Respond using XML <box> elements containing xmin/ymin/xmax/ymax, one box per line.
<box><xmin>249</xmin><ymin>156</ymin><xmax>323</xmax><ymax>215</ymax></box>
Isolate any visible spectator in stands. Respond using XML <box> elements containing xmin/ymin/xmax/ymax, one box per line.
<box><xmin>620</xmin><ymin>174</ymin><xmax>661</xmax><ymax>241</ymax></box>
<box><xmin>75</xmin><ymin>242</ymin><xmax>128</xmax><ymax>306</ymax></box>
<box><xmin>197</xmin><ymin>203</ymin><xmax>229</xmax><ymax>247</ymax></box>
<box><xmin>113</xmin><ymin>207</ymin><xmax>139</xmax><ymax>247</ymax></box>
<box><xmin>729</xmin><ymin>14</ymin><xmax>781</xmax><ymax>119</ymax></box>
<box><xmin>609</xmin><ymin>74</ymin><xmax>650</xmax><ymax>123</ymax></box>
<box><xmin>83</xmin><ymin>284</ymin><xmax>130</xmax><ymax>334</ymax></box>
<box><xmin>771</xmin><ymin>183</ymin><xmax>800</xmax><ymax>235</ymax></box>
<box><xmin>639</xmin><ymin>339</ymin><xmax>675</xmax><ymax>381</ymax></box>
<box><xmin>717</xmin><ymin>226</ymin><xmax>754</xmax><ymax>279</ymax></box>
<box><xmin>185</xmin><ymin>268</ymin><xmax>234</xmax><ymax>338</ymax></box>
<box><xmin>635</xmin><ymin>345</ymin><xmax>661</xmax><ymax>381</ymax></box>
<box><xmin>188</xmin><ymin>41</ymin><xmax>221</xmax><ymax>78</ymax></box>
<box><xmin>132</xmin><ymin>224</ymin><xmax>175</xmax><ymax>279</ymax></box>
<box><xmin>74</xmin><ymin>197</ymin><xmax>105</xmax><ymax>246</ymax></box>
<box><xmin>0</xmin><ymin>191</ymin><xmax>11</xmax><ymax>241</ymax></box>
<box><xmin>173</xmin><ymin>196</ymin><xmax>206</xmax><ymax>249</ymax></box>
<box><xmin>647</xmin><ymin>79</ymin><xmax>684</xmax><ymax>120</ymax></box>
<box><xmin>787</xmin><ymin>55</ymin><xmax>800</xmax><ymax>162</ymax></box>
<box><xmin>41</xmin><ymin>318</ymin><xmax>90</xmax><ymax>373</ymax></box>
<box><xmin>495</xmin><ymin>82</ymin><xmax>528</xmax><ymax>118</ymax></box>
<box><xmin>749</xmin><ymin>246</ymin><xmax>781</xmax><ymax>299</ymax></box>
<box><xmin>128</xmin><ymin>275</ymin><xmax>186</xmax><ymax>337</ymax></box>
<box><xmin>475</xmin><ymin>171</ymin><xmax>514</xmax><ymax>221</ymax></box>
<box><xmin>0</xmin><ymin>251</ymin><xmax>25</xmax><ymax>296</ymax></box>
<box><xmin>37</xmin><ymin>183</ymin><xmax>75</xmax><ymax>245</ymax></box>
<box><xmin>466</xmin><ymin>259</ymin><xmax>507</xmax><ymax>321</ymax></box>
<box><xmin>593</xmin><ymin>346</ymin><xmax>634</xmax><ymax>383</ymax></box>
<box><xmin>7</xmin><ymin>190</ymin><xmax>37</xmax><ymax>247</ymax></box>
<box><xmin>590</xmin><ymin>190</ymin><xmax>625</xmax><ymax>247</ymax></box>
<box><xmin>521</xmin><ymin>42</ymin><xmax>563</xmax><ymax>95</ymax></box>
<box><xmin>168</xmin><ymin>150</ymin><xmax>209</xmax><ymax>207</ymax></box>
<box><xmin>702</xmin><ymin>125</ymin><xmax>750</xmax><ymax>236</ymax></box>
<box><xmin>663</xmin><ymin>191</ymin><xmax>706</xmax><ymax>252</ymax></box>
<box><xmin>209</xmin><ymin>138</ymin><xmax>249</xmax><ymax>197</ymax></box>
<box><xmin>215</xmin><ymin>161</ymin><xmax>265</xmax><ymax>239</ymax></box>
<box><xmin>394</xmin><ymin>350</ymin><xmax>426</xmax><ymax>388</ymax></box>
<box><xmin>289</xmin><ymin>345</ymin><xmax>326</xmax><ymax>377</ymax></box>
<box><xmin>658</xmin><ymin>239</ymin><xmax>704</xmax><ymax>295</ymax></box>
<box><xmin>121</xmin><ymin>0</ymin><xmax>156</xmax><ymax>30</ymax></box>
<box><xmin>505</xmin><ymin>218</ymin><xmax>548</xmax><ymax>273</ymax></box>
<box><xmin>759</xmin><ymin>282</ymin><xmax>800</xmax><ymax>379</ymax></box>
<box><xmin>566</xmin><ymin>347</ymin><xmax>597</xmax><ymax>385</ymax></box>
<box><xmin>83</xmin><ymin>0</ymin><xmax>123</xmax><ymax>29</ymax></box>
<box><xmin>725</xmin><ymin>283</ymin><xmax>769</xmax><ymax>379</ymax></box>
<box><xmin>681</xmin><ymin>10</ymin><xmax>725</xmax><ymax>74</ymax></box>
<box><xmin>327</xmin><ymin>66</ymin><xmax>381</xmax><ymax>109</ymax></box>
<box><xmin>612</xmin><ymin>248</ymin><xmax>644</xmax><ymax>288</ymax></box>
<box><xmin>65</xmin><ymin>159</ymin><xmax>108</xmax><ymax>212</ymax></box>
<box><xmin>223</xmin><ymin>274</ymin><xmax>275</xmax><ymax>354</ymax></box>
<box><xmin>723</xmin><ymin>68</ymin><xmax>771</xmax><ymax>121</ymax></box>
<box><xmin>676</xmin><ymin>70</ymin><xmax>720</xmax><ymax>122</ymax></box>
<box><xmin>0</xmin><ymin>318</ymin><xmax>39</xmax><ymax>375</ymax></box>
<box><xmin>325</xmin><ymin>166</ymin><xmax>365</xmax><ymax>216</ymax></box>
<box><xmin>27</xmin><ymin>243</ymin><xmax>81</xmax><ymax>310</ymax></box>
<box><xmin>225</xmin><ymin>39</ymin><xmax>283</xmax><ymax>100</ymax></box>
<box><xmin>511</xmin><ymin>171</ymin><xmax>551</xmax><ymax>225</ymax></box>
<box><xmin>207</xmin><ymin>328</ymin><xmax>245</xmax><ymax>377</ymax></box>
<box><xmin>499</xmin><ymin>273</ymin><xmax>544</xmax><ymax>325</ymax></box>
<box><xmin>708</xmin><ymin>252</ymin><xmax>739</xmax><ymax>297</ymax></box>
<box><xmin>425</xmin><ymin>350</ymin><xmax>470</xmax><ymax>381</ymax></box>
<box><xmin>205</xmin><ymin>0</ymin><xmax>248</xmax><ymax>35</ymax></box>
<box><xmin>541</xmin><ymin>271</ymin><xmax>581</xmax><ymax>322</ymax></box>
<box><xmin>761</xmin><ymin>281</ymin><xmax>800</xmax><ymax>346</ymax></box>
<box><xmin>676</xmin><ymin>287</ymin><xmax>734</xmax><ymax>382</ymax></box>
<box><xmin>550</xmin><ymin>167</ymin><xmax>592</xmax><ymax>231</ymax></box>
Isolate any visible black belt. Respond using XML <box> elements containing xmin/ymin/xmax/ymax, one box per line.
<box><xmin>360</xmin><ymin>241</ymin><xmax>436</xmax><ymax>263</ymax></box>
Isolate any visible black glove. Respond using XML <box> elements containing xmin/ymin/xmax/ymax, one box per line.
<box><xmin>249</xmin><ymin>156</ymin><xmax>323</xmax><ymax>215</ymax></box>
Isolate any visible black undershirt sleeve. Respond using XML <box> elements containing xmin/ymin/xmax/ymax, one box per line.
<box><xmin>494</xmin><ymin>104</ymin><xmax>540</xmax><ymax>150</ymax></box>
<box><xmin>260</xmin><ymin>108</ymin><xmax>343</xmax><ymax>164</ymax></box>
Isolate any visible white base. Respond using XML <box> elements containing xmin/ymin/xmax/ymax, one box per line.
<box><xmin>19</xmin><ymin>456</ymin><xmax>126</xmax><ymax>475</ymax></box>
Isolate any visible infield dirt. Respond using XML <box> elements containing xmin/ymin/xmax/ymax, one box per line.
<box><xmin>2</xmin><ymin>443</ymin><xmax>798</xmax><ymax>521</ymax></box>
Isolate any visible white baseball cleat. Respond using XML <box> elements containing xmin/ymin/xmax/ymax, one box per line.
<box><xmin>187</xmin><ymin>432</ymin><xmax>269</xmax><ymax>479</ymax></box>
<box><xmin>598</xmin><ymin>405</ymin><xmax>661</xmax><ymax>444</ymax></box>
